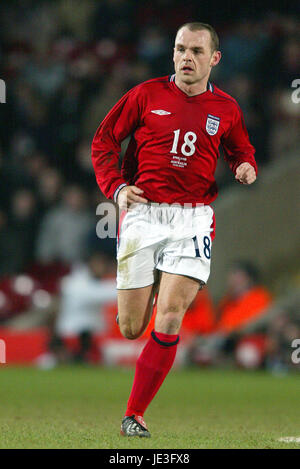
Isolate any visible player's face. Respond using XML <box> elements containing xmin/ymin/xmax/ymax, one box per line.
<box><xmin>173</xmin><ymin>27</ymin><xmax>221</xmax><ymax>86</ymax></box>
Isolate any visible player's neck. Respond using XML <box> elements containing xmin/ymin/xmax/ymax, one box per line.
<box><xmin>174</xmin><ymin>76</ymin><xmax>208</xmax><ymax>97</ymax></box>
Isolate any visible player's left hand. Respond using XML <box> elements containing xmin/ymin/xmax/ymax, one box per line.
<box><xmin>235</xmin><ymin>163</ymin><xmax>256</xmax><ymax>185</ymax></box>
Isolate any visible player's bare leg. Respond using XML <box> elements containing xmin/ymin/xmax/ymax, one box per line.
<box><xmin>117</xmin><ymin>282</ymin><xmax>158</xmax><ymax>340</ymax></box>
<box><xmin>121</xmin><ymin>272</ymin><xmax>200</xmax><ymax>437</ymax></box>
<box><xmin>118</xmin><ymin>282</ymin><xmax>158</xmax><ymax>437</ymax></box>
<box><xmin>155</xmin><ymin>272</ymin><xmax>200</xmax><ymax>334</ymax></box>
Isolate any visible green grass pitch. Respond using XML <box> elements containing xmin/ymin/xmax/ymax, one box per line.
<box><xmin>0</xmin><ymin>366</ymin><xmax>299</xmax><ymax>449</ymax></box>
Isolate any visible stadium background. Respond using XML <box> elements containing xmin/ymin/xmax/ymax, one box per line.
<box><xmin>0</xmin><ymin>0</ymin><xmax>300</xmax><ymax>451</ymax></box>
<box><xmin>0</xmin><ymin>0</ymin><xmax>299</xmax><ymax>370</ymax></box>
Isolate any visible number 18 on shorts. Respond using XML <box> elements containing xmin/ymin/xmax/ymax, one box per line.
<box><xmin>116</xmin><ymin>203</ymin><xmax>215</xmax><ymax>290</ymax></box>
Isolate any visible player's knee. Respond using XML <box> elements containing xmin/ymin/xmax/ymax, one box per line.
<box><xmin>121</xmin><ymin>328</ymin><xmax>141</xmax><ymax>340</ymax></box>
<box><xmin>119</xmin><ymin>319</ymin><xmax>143</xmax><ymax>340</ymax></box>
<box><xmin>159</xmin><ymin>300</ymin><xmax>187</xmax><ymax>320</ymax></box>
<box><xmin>156</xmin><ymin>311</ymin><xmax>183</xmax><ymax>335</ymax></box>
<box><xmin>161</xmin><ymin>296</ymin><xmax>190</xmax><ymax>314</ymax></box>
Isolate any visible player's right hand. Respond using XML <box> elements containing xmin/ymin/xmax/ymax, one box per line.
<box><xmin>117</xmin><ymin>185</ymin><xmax>148</xmax><ymax>210</ymax></box>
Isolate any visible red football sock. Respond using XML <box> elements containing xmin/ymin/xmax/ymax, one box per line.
<box><xmin>125</xmin><ymin>330</ymin><xmax>179</xmax><ymax>417</ymax></box>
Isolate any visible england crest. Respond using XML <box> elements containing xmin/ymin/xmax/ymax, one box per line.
<box><xmin>206</xmin><ymin>114</ymin><xmax>220</xmax><ymax>136</ymax></box>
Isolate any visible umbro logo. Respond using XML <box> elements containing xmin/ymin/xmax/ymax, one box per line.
<box><xmin>151</xmin><ymin>110</ymin><xmax>171</xmax><ymax>115</ymax></box>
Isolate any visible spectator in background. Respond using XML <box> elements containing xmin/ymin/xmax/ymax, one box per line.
<box><xmin>82</xmin><ymin>73</ymin><xmax>127</xmax><ymax>137</ymax></box>
<box><xmin>73</xmin><ymin>138</ymin><xmax>98</xmax><ymax>188</ymax></box>
<box><xmin>137</xmin><ymin>25</ymin><xmax>170</xmax><ymax>75</ymax></box>
<box><xmin>22</xmin><ymin>151</ymin><xmax>49</xmax><ymax>185</ymax></box>
<box><xmin>9</xmin><ymin>189</ymin><xmax>40</xmax><ymax>272</ymax></box>
<box><xmin>188</xmin><ymin>261</ymin><xmax>272</xmax><ymax>366</ymax></box>
<box><xmin>11</xmin><ymin>81</ymin><xmax>51</xmax><ymax>156</ymax></box>
<box><xmin>35</xmin><ymin>185</ymin><xmax>94</xmax><ymax>264</ymax></box>
<box><xmin>265</xmin><ymin>310</ymin><xmax>300</xmax><ymax>372</ymax></box>
<box><xmin>268</xmin><ymin>37</ymin><xmax>300</xmax><ymax>159</ymax></box>
<box><xmin>48</xmin><ymin>78</ymin><xmax>85</xmax><ymax>166</ymax></box>
<box><xmin>48</xmin><ymin>249</ymin><xmax>117</xmax><ymax>364</ymax></box>
<box><xmin>91</xmin><ymin>0</ymin><xmax>135</xmax><ymax>42</ymax></box>
<box><xmin>0</xmin><ymin>190</ymin><xmax>40</xmax><ymax>276</ymax></box>
<box><xmin>124</xmin><ymin>60</ymin><xmax>152</xmax><ymax>90</ymax></box>
<box><xmin>216</xmin><ymin>19</ymin><xmax>269</xmax><ymax>81</ymax></box>
<box><xmin>23</xmin><ymin>43</ymin><xmax>66</xmax><ymax>100</ymax></box>
<box><xmin>36</xmin><ymin>167</ymin><xmax>63</xmax><ymax>214</ymax></box>
<box><xmin>215</xmin><ymin>261</ymin><xmax>272</xmax><ymax>333</ymax></box>
<box><xmin>269</xmin><ymin>85</ymin><xmax>300</xmax><ymax>159</ymax></box>
<box><xmin>255</xmin><ymin>23</ymin><xmax>300</xmax><ymax>160</ymax></box>
<box><xmin>0</xmin><ymin>146</ymin><xmax>17</xmax><ymax>211</ymax></box>
<box><xmin>0</xmin><ymin>210</ymin><xmax>20</xmax><ymax>276</ymax></box>
<box><xmin>224</xmin><ymin>74</ymin><xmax>270</xmax><ymax>164</ymax></box>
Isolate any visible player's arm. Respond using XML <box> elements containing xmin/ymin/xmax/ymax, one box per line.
<box><xmin>91</xmin><ymin>87</ymin><xmax>148</xmax><ymax>205</ymax></box>
<box><xmin>221</xmin><ymin>106</ymin><xmax>257</xmax><ymax>185</ymax></box>
<box><xmin>235</xmin><ymin>162</ymin><xmax>256</xmax><ymax>185</ymax></box>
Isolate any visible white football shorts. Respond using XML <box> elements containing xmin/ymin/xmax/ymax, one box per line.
<box><xmin>116</xmin><ymin>202</ymin><xmax>215</xmax><ymax>289</ymax></box>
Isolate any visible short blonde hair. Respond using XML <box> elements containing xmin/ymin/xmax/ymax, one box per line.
<box><xmin>177</xmin><ymin>22</ymin><xmax>220</xmax><ymax>52</ymax></box>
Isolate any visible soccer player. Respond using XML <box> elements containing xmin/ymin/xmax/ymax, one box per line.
<box><xmin>91</xmin><ymin>22</ymin><xmax>257</xmax><ymax>437</ymax></box>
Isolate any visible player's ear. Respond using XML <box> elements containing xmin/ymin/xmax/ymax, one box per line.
<box><xmin>211</xmin><ymin>50</ymin><xmax>221</xmax><ymax>68</ymax></box>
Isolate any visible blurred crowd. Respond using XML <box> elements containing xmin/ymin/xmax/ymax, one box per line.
<box><xmin>0</xmin><ymin>1</ymin><xmax>299</xmax><ymax>369</ymax></box>
<box><xmin>0</xmin><ymin>1</ymin><xmax>299</xmax><ymax>276</ymax></box>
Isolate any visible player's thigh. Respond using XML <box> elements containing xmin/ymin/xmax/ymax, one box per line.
<box><xmin>117</xmin><ymin>283</ymin><xmax>157</xmax><ymax>339</ymax></box>
<box><xmin>155</xmin><ymin>272</ymin><xmax>200</xmax><ymax>334</ymax></box>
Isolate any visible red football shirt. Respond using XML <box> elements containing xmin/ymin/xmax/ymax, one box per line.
<box><xmin>91</xmin><ymin>75</ymin><xmax>257</xmax><ymax>205</ymax></box>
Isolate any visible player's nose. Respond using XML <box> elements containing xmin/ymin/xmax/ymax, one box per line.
<box><xmin>182</xmin><ymin>49</ymin><xmax>193</xmax><ymax>60</ymax></box>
